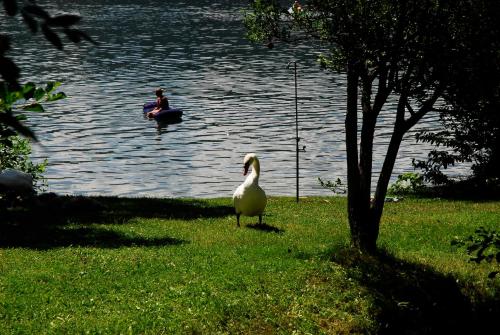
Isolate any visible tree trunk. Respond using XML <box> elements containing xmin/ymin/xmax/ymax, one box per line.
<box><xmin>372</xmin><ymin>129</ymin><xmax>405</xmax><ymax>230</ymax></box>
<box><xmin>344</xmin><ymin>65</ymin><xmax>440</xmax><ymax>253</ymax></box>
<box><xmin>372</xmin><ymin>95</ymin><xmax>408</xmax><ymax>230</ymax></box>
<box><xmin>345</xmin><ymin>62</ymin><xmax>379</xmax><ymax>253</ymax></box>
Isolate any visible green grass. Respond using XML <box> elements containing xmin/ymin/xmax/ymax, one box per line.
<box><xmin>0</xmin><ymin>196</ymin><xmax>499</xmax><ymax>334</ymax></box>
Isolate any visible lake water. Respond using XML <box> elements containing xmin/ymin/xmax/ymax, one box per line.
<box><xmin>5</xmin><ymin>0</ymin><xmax>451</xmax><ymax>198</ymax></box>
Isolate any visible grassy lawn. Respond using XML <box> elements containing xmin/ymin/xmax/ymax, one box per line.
<box><xmin>0</xmin><ymin>195</ymin><xmax>499</xmax><ymax>334</ymax></box>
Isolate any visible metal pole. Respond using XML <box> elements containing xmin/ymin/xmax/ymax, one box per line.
<box><xmin>294</xmin><ymin>62</ymin><xmax>299</xmax><ymax>203</ymax></box>
<box><xmin>287</xmin><ymin>60</ymin><xmax>300</xmax><ymax>203</ymax></box>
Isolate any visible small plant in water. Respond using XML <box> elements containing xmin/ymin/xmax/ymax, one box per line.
<box><xmin>318</xmin><ymin>177</ymin><xmax>347</xmax><ymax>194</ymax></box>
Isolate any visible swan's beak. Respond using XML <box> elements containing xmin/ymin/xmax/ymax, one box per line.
<box><xmin>243</xmin><ymin>162</ymin><xmax>250</xmax><ymax>175</ymax></box>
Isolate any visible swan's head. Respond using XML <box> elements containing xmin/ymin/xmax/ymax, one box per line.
<box><xmin>243</xmin><ymin>153</ymin><xmax>258</xmax><ymax>175</ymax></box>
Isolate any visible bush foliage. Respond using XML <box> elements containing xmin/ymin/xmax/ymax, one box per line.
<box><xmin>452</xmin><ymin>227</ymin><xmax>500</xmax><ymax>279</ymax></box>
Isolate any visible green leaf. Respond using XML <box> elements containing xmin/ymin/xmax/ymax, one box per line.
<box><xmin>47</xmin><ymin>14</ymin><xmax>81</xmax><ymax>27</ymax></box>
<box><xmin>5</xmin><ymin>90</ymin><xmax>21</xmax><ymax>104</ymax></box>
<box><xmin>46</xmin><ymin>92</ymin><xmax>66</xmax><ymax>102</ymax></box>
<box><xmin>0</xmin><ymin>56</ymin><xmax>20</xmax><ymax>87</ymax></box>
<box><xmin>3</xmin><ymin>0</ymin><xmax>18</xmax><ymax>16</ymax></box>
<box><xmin>34</xmin><ymin>87</ymin><xmax>45</xmax><ymax>101</ymax></box>
<box><xmin>22</xmin><ymin>4</ymin><xmax>50</xmax><ymax>19</ymax></box>
<box><xmin>21</xmin><ymin>12</ymin><xmax>38</xmax><ymax>33</ymax></box>
<box><xmin>64</xmin><ymin>28</ymin><xmax>82</xmax><ymax>43</ymax></box>
<box><xmin>0</xmin><ymin>34</ymin><xmax>11</xmax><ymax>54</ymax></box>
<box><xmin>63</xmin><ymin>29</ymin><xmax>97</xmax><ymax>45</ymax></box>
<box><xmin>41</xmin><ymin>24</ymin><xmax>63</xmax><ymax>50</ymax></box>
<box><xmin>45</xmin><ymin>81</ymin><xmax>61</xmax><ymax>94</ymax></box>
<box><xmin>76</xmin><ymin>30</ymin><xmax>97</xmax><ymax>45</ymax></box>
<box><xmin>22</xmin><ymin>82</ymin><xmax>36</xmax><ymax>100</ymax></box>
<box><xmin>3</xmin><ymin>89</ymin><xmax>22</xmax><ymax>106</ymax></box>
<box><xmin>22</xmin><ymin>103</ymin><xmax>44</xmax><ymax>112</ymax></box>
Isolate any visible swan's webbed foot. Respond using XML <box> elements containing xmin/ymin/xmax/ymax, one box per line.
<box><xmin>236</xmin><ymin>213</ymin><xmax>241</xmax><ymax>227</ymax></box>
<box><xmin>258</xmin><ymin>215</ymin><xmax>262</xmax><ymax>225</ymax></box>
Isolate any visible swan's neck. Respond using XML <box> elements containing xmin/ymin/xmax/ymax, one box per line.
<box><xmin>247</xmin><ymin>159</ymin><xmax>260</xmax><ymax>183</ymax></box>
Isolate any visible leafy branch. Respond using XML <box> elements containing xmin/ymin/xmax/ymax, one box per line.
<box><xmin>1</xmin><ymin>0</ymin><xmax>94</xmax><ymax>139</ymax></box>
<box><xmin>452</xmin><ymin>227</ymin><xmax>500</xmax><ymax>279</ymax></box>
<box><xmin>0</xmin><ymin>81</ymin><xmax>66</xmax><ymax>140</ymax></box>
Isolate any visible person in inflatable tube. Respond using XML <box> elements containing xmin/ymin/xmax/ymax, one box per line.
<box><xmin>147</xmin><ymin>88</ymin><xmax>169</xmax><ymax>118</ymax></box>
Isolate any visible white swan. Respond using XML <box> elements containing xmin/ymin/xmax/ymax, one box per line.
<box><xmin>232</xmin><ymin>153</ymin><xmax>267</xmax><ymax>227</ymax></box>
<box><xmin>0</xmin><ymin>168</ymin><xmax>34</xmax><ymax>194</ymax></box>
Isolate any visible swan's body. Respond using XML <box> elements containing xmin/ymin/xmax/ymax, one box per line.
<box><xmin>0</xmin><ymin>168</ymin><xmax>34</xmax><ymax>193</ymax></box>
<box><xmin>232</xmin><ymin>153</ymin><xmax>267</xmax><ymax>227</ymax></box>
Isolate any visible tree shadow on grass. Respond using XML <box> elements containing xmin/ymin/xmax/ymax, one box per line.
<box><xmin>331</xmin><ymin>247</ymin><xmax>499</xmax><ymax>334</ymax></box>
<box><xmin>0</xmin><ymin>223</ymin><xmax>187</xmax><ymax>250</ymax></box>
<box><xmin>2</xmin><ymin>193</ymin><xmax>234</xmax><ymax>225</ymax></box>
<box><xmin>416</xmin><ymin>180</ymin><xmax>500</xmax><ymax>201</ymax></box>
<box><xmin>0</xmin><ymin>194</ymin><xmax>233</xmax><ymax>249</ymax></box>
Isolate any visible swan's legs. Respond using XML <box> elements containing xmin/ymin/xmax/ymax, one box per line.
<box><xmin>259</xmin><ymin>215</ymin><xmax>262</xmax><ymax>225</ymax></box>
<box><xmin>236</xmin><ymin>213</ymin><xmax>240</xmax><ymax>227</ymax></box>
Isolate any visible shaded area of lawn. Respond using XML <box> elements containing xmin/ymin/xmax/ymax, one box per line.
<box><xmin>0</xmin><ymin>194</ymin><xmax>233</xmax><ymax>250</ymax></box>
<box><xmin>331</xmin><ymin>248</ymin><xmax>499</xmax><ymax>334</ymax></box>
<box><xmin>412</xmin><ymin>181</ymin><xmax>500</xmax><ymax>201</ymax></box>
<box><xmin>0</xmin><ymin>224</ymin><xmax>187</xmax><ymax>250</ymax></box>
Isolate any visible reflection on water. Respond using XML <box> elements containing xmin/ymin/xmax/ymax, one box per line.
<box><xmin>156</xmin><ymin>118</ymin><xmax>184</xmax><ymax>136</ymax></box>
<box><xmin>4</xmin><ymin>0</ymin><xmax>455</xmax><ymax>198</ymax></box>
